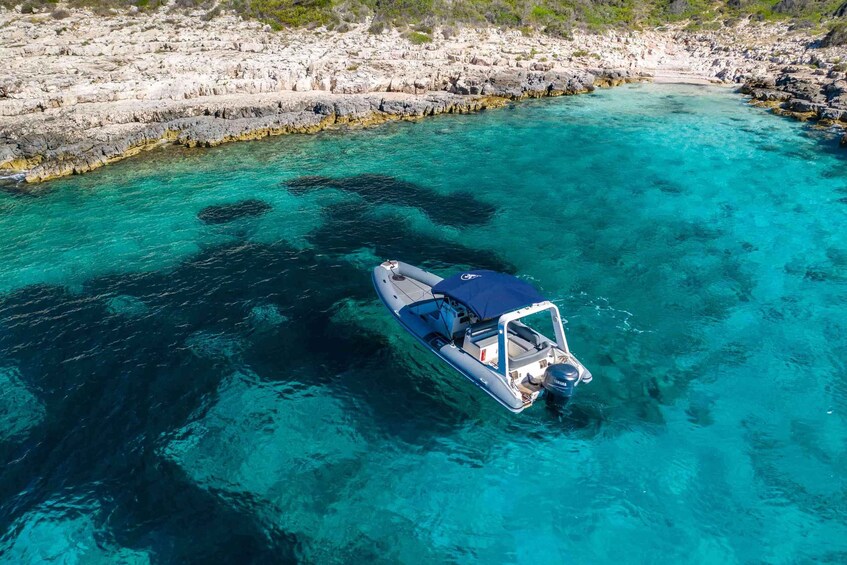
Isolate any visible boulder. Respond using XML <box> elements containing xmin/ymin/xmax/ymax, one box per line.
<box><xmin>293</xmin><ymin>77</ymin><xmax>312</xmax><ymax>92</ymax></box>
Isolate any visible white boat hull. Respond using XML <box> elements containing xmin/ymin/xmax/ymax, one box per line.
<box><xmin>372</xmin><ymin>261</ymin><xmax>532</xmax><ymax>412</ymax></box>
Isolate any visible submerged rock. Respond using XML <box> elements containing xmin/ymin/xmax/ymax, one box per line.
<box><xmin>305</xmin><ymin>198</ymin><xmax>514</xmax><ymax>272</ymax></box>
<box><xmin>161</xmin><ymin>373</ymin><xmax>385</xmax><ymax>560</ymax></box>
<box><xmin>0</xmin><ymin>365</ymin><xmax>45</xmax><ymax>444</ymax></box>
<box><xmin>185</xmin><ymin>330</ymin><xmax>246</xmax><ymax>361</ymax></box>
<box><xmin>106</xmin><ymin>294</ymin><xmax>149</xmax><ymax>317</ymax></box>
<box><xmin>654</xmin><ymin>178</ymin><xmax>684</xmax><ymax>194</ymax></box>
<box><xmin>0</xmin><ymin>497</ymin><xmax>151</xmax><ymax>564</ymax></box>
<box><xmin>247</xmin><ymin>304</ymin><xmax>289</xmax><ymax>328</ymax></box>
<box><xmin>284</xmin><ymin>176</ymin><xmax>333</xmax><ymax>192</ymax></box>
<box><xmin>197</xmin><ymin>199</ymin><xmax>272</xmax><ymax>225</ymax></box>
<box><xmin>284</xmin><ymin>174</ymin><xmax>496</xmax><ymax>227</ymax></box>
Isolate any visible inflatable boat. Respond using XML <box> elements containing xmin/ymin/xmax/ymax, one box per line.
<box><xmin>372</xmin><ymin>260</ymin><xmax>592</xmax><ymax>413</ymax></box>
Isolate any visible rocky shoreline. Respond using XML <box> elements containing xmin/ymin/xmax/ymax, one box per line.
<box><xmin>3</xmin><ymin>8</ymin><xmax>847</xmax><ymax>184</ymax></box>
<box><xmin>0</xmin><ymin>73</ymin><xmax>618</xmax><ymax>183</ymax></box>
<box><xmin>742</xmin><ymin>67</ymin><xmax>847</xmax><ymax>139</ymax></box>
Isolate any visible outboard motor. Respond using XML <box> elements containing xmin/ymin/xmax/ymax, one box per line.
<box><xmin>541</xmin><ymin>363</ymin><xmax>580</xmax><ymax>407</ymax></box>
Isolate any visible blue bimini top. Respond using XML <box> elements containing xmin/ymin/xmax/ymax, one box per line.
<box><xmin>431</xmin><ymin>270</ymin><xmax>546</xmax><ymax>321</ymax></box>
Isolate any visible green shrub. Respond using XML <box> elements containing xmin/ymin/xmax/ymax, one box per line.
<box><xmin>545</xmin><ymin>22</ymin><xmax>572</xmax><ymax>38</ymax></box>
<box><xmin>1</xmin><ymin>0</ymin><xmax>841</xmax><ymax>39</ymax></box>
<box><xmin>245</xmin><ymin>0</ymin><xmax>335</xmax><ymax>29</ymax></box>
<box><xmin>368</xmin><ymin>20</ymin><xmax>386</xmax><ymax>33</ymax></box>
<box><xmin>822</xmin><ymin>22</ymin><xmax>847</xmax><ymax>47</ymax></box>
<box><xmin>407</xmin><ymin>31</ymin><xmax>432</xmax><ymax>43</ymax></box>
<box><xmin>201</xmin><ymin>5</ymin><xmax>221</xmax><ymax>19</ymax></box>
<box><xmin>530</xmin><ymin>5</ymin><xmax>554</xmax><ymax>18</ymax></box>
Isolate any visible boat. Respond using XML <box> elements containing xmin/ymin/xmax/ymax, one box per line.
<box><xmin>372</xmin><ymin>260</ymin><xmax>592</xmax><ymax>413</ymax></box>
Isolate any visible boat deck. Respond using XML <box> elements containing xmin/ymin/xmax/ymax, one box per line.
<box><xmin>390</xmin><ymin>274</ymin><xmax>434</xmax><ymax>305</ymax></box>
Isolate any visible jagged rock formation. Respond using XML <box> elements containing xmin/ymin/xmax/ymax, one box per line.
<box><xmin>742</xmin><ymin>65</ymin><xmax>847</xmax><ymax>138</ymax></box>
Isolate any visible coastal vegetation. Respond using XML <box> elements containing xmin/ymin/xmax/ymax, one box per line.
<box><xmin>6</xmin><ymin>0</ymin><xmax>847</xmax><ymax>35</ymax></box>
<box><xmin>822</xmin><ymin>20</ymin><xmax>847</xmax><ymax>43</ymax></box>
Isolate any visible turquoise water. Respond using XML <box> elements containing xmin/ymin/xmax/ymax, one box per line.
<box><xmin>1</xmin><ymin>83</ymin><xmax>846</xmax><ymax>563</ymax></box>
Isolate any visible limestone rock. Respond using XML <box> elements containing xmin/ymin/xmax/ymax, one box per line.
<box><xmin>2</xmin><ymin>9</ymin><xmax>847</xmax><ymax>184</ymax></box>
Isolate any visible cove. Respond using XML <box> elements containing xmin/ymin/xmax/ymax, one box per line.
<box><xmin>0</xmin><ymin>83</ymin><xmax>845</xmax><ymax>563</ymax></box>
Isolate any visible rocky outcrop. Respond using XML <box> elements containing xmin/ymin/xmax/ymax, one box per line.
<box><xmin>4</xmin><ymin>72</ymin><xmax>629</xmax><ymax>183</ymax></box>
<box><xmin>447</xmin><ymin>69</ymin><xmax>603</xmax><ymax>97</ymax></box>
<box><xmin>2</xmin><ymin>8</ymin><xmax>845</xmax><ymax>184</ymax></box>
<box><xmin>3</xmin><ymin>93</ymin><xmax>515</xmax><ymax>183</ymax></box>
<box><xmin>742</xmin><ymin>66</ymin><xmax>847</xmax><ymax>125</ymax></box>
<box><xmin>0</xmin><ymin>8</ymin><xmax>661</xmax><ymax>184</ymax></box>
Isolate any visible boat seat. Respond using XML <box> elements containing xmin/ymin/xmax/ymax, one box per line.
<box><xmin>510</xmin><ymin>323</ymin><xmax>540</xmax><ymax>347</ymax></box>
<box><xmin>467</xmin><ymin>319</ymin><xmax>498</xmax><ymax>341</ymax></box>
<box><xmin>510</xmin><ymin>342</ymin><xmax>553</xmax><ymax>368</ymax></box>
<box><xmin>465</xmin><ymin>320</ymin><xmax>550</xmax><ymax>367</ymax></box>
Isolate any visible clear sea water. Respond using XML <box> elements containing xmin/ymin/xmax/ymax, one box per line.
<box><xmin>1</xmin><ymin>83</ymin><xmax>846</xmax><ymax>563</ymax></box>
